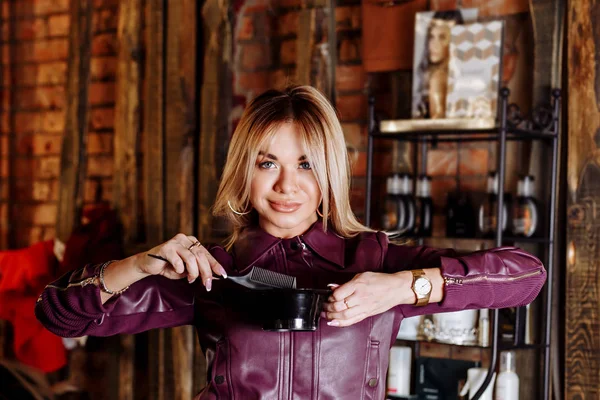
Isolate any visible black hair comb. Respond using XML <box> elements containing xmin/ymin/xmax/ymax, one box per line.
<box><xmin>147</xmin><ymin>253</ymin><xmax>296</xmax><ymax>290</ymax></box>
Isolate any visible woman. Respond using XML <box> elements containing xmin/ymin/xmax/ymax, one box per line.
<box><xmin>36</xmin><ymin>86</ymin><xmax>546</xmax><ymax>399</ymax></box>
<box><xmin>413</xmin><ymin>11</ymin><xmax>463</xmax><ymax>119</ymax></box>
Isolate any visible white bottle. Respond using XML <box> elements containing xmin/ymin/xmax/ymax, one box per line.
<box><xmin>495</xmin><ymin>351</ymin><xmax>519</xmax><ymax>400</ymax></box>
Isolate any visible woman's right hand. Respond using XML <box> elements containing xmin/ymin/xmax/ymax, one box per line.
<box><xmin>135</xmin><ymin>233</ymin><xmax>227</xmax><ymax>291</ymax></box>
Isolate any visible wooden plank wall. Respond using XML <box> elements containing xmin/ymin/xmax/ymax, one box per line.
<box><xmin>143</xmin><ymin>1</ymin><xmax>166</xmax><ymax>399</ymax></box>
<box><xmin>56</xmin><ymin>0</ymin><xmax>93</xmax><ymax>243</ymax></box>
<box><xmin>198</xmin><ymin>0</ymin><xmax>232</xmax><ymax>242</ymax></box>
<box><xmin>566</xmin><ymin>0</ymin><xmax>600</xmax><ymax>398</ymax></box>
<box><xmin>113</xmin><ymin>1</ymin><xmax>143</xmax><ymax>399</ymax></box>
<box><xmin>165</xmin><ymin>1</ymin><xmax>197</xmax><ymax>398</ymax></box>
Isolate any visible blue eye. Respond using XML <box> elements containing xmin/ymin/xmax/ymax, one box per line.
<box><xmin>259</xmin><ymin>161</ymin><xmax>276</xmax><ymax>169</ymax></box>
<box><xmin>299</xmin><ymin>161</ymin><xmax>311</xmax><ymax>170</ymax></box>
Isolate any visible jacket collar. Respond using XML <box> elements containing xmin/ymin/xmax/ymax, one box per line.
<box><xmin>232</xmin><ymin>220</ymin><xmax>346</xmax><ymax>270</ymax></box>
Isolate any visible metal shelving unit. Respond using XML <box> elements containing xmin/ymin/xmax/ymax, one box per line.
<box><xmin>366</xmin><ymin>88</ymin><xmax>561</xmax><ymax>400</ymax></box>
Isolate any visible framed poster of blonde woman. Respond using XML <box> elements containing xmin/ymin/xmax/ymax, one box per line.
<box><xmin>411</xmin><ymin>9</ymin><xmax>478</xmax><ymax>119</ymax></box>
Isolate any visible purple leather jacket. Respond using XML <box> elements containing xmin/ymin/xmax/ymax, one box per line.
<box><xmin>36</xmin><ymin>221</ymin><xmax>546</xmax><ymax>400</ymax></box>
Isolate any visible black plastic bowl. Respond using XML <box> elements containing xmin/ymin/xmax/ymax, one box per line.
<box><xmin>253</xmin><ymin>288</ymin><xmax>332</xmax><ymax>332</ymax></box>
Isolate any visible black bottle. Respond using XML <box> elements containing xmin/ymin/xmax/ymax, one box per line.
<box><xmin>446</xmin><ymin>191</ymin><xmax>476</xmax><ymax>237</ymax></box>
<box><xmin>478</xmin><ymin>171</ymin><xmax>508</xmax><ymax>237</ymax></box>
<box><xmin>399</xmin><ymin>173</ymin><xmax>416</xmax><ymax>235</ymax></box>
<box><xmin>415</xmin><ymin>175</ymin><xmax>433</xmax><ymax>237</ymax></box>
<box><xmin>382</xmin><ymin>174</ymin><xmax>404</xmax><ymax>231</ymax></box>
<box><xmin>511</xmin><ymin>175</ymin><xmax>539</xmax><ymax>237</ymax></box>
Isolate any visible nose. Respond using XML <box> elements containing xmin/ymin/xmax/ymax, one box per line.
<box><xmin>274</xmin><ymin>167</ymin><xmax>299</xmax><ymax>194</ymax></box>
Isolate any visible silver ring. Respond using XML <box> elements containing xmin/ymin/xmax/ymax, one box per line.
<box><xmin>188</xmin><ymin>241</ymin><xmax>201</xmax><ymax>251</ymax></box>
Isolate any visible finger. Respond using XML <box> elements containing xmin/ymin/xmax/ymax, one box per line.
<box><xmin>194</xmin><ymin>252</ymin><xmax>214</xmax><ymax>291</ymax></box>
<box><xmin>175</xmin><ymin>247</ymin><xmax>200</xmax><ymax>283</ymax></box>
<box><xmin>322</xmin><ymin>300</ymin><xmax>347</xmax><ymax>313</ymax></box>
<box><xmin>329</xmin><ymin>281</ymin><xmax>356</xmax><ymax>302</ymax></box>
<box><xmin>187</xmin><ymin>235</ymin><xmax>227</xmax><ymax>278</ymax></box>
<box><xmin>327</xmin><ymin>312</ymin><xmax>368</xmax><ymax>328</ymax></box>
<box><xmin>202</xmin><ymin>248</ymin><xmax>228</xmax><ymax>278</ymax></box>
<box><xmin>174</xmin><ymin>233</ymin><xmax>193</xmax><ymax>247</ymax></box>
<box><xmin>186</xmin><ymin>235</ymin><xmax>202</xmax><ymax>251</ymax></box>
<box><xmin>163</xmin><ymin>248</ymin><xmax>186</xmax><ymax>275</ymax></box>
<box><xmin>325</xmin><ymin>305</ymin><xmax>363</xmax><ymax>321</ymax></box>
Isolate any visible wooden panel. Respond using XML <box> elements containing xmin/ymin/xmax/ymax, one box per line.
<box><xmin>566</xmin><ymin>1</ymin><xmax>600</xmax><ymax>398</ymax></box>
<box><xmin>143</xmin><ymin>0</ymin><xmax>165</xmax><ymax>247</ymax></box>
<box><xmin>164</xmin><ymin>0</ymin><xmax>196</xmax><ymax>239</ymax></box>
<box><xmin>296</xmin><ymin>8</ymin><xmax>316</xmax><ymax>85</ymax></box>
<box><xmin>144</xmin><ymin>1</ymin><xmax>166</xmax><ymax>399</ymax></box>
<box><xmin>165</xmin><ymin>1</ymin><xmax>197</xmax><ymax>398</ymax></box>
<box><xmin>114</xmin><ymin>2</ymin><xmax>142</xmax><ymax>398</ymax></box>
<box><xmin>56</xmin><ymin>0</ymin><xmax>93</xmax><ymax>242</ymax></box>
<box><xmin>198</xmin><ymin>0</ymin><xmax>232</xmax><ymax>242</ymax></box>
<box><xmin>114</xmin><ymin>0</ymin><xmax>142</xmax><ymax>245</ymax></box>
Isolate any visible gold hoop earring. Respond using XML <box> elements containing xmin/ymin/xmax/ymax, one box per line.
<box><xmin>317</xmin><ymin>205</ymin><xmax>329</xmax><ymax>219</ymax></box>
<box><xmin>228</xmin><ymin>200</ymin><xmax>251</xmax><ymax>216</ymax></box>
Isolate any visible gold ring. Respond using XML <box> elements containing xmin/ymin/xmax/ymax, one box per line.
<box><xmin>188</xmin><ymin>241</ymin><xmax>201</xmax><ymax>251</ymax></box>
<box><xmin>344</xmin><ymin>299</ymin><xmax>350</xmax><ymax>309</ymax></box>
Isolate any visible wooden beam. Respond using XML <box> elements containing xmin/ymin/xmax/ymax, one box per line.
<box><xmin>165</xmin><ymin>0</ymin><xmax>197</xmax><ymax>398</ymax></box>
<box><xmin>114</xmin><ymin>0</ymin><xmax>142</xmax><ymax>245</ymax></box>
<box><xmin>144</xmin><ymin>0</ymin><xmax>165</xmax><ymax>247</ymax></box>
<box><xmin>296</xmin><ymin>8</ymin><xmax>316</xmax><ymax>85</ymax></box>
<box><xmin>56</xmin><ymin>0</ymin><xmax>93</xmax><ymax>243</ymax></box>
<box><xmin>198</xmin><ymin>0</ymin><xmax>232</xmax><ymax>243</ymax></box>
<box><xmin>566</xmin><ymin>1</ymin><xmax>600</xmax><ymax>399</ymax></box>
<box><xmin>113</xmin><ymin>2</ymin><xmax>143</xmax><ymax>398</ymax></box>
<box><xmin>144</xmin><ymin>1</ymin><xmax>166</xmax><ymax>399</ymax></box>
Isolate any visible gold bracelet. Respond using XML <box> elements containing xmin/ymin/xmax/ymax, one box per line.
<box><xmin>99</xmin><ymin>260</ymin><xmax>130</xmax><ymax>295</ymax></box>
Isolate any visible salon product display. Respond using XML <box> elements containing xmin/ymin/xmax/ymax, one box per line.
<box><xmin>478</xmin><ymin>171</ymin><xmax>510</xmax><ymax>237</ymax></box>
<box><xmin>415</xmin><ymin>175</ymin><xmax>433</xmax><ymax>237</ymax></box>
<box><xmin>511</xmin><ymin>175</ymin><xmax>539</xmax><ymax>237</ymax></box>
<box><xmin>387</xmin><ymin>346</ymin><xmax>412</xmax><ymax>397</ymax></box>
<box><xmin>445</xmin><ymin>191</ymin><xmax>476</xmax><ymax>237</ymax></box>
<box><xmin>478</xmin><ymin>308</ymin><xmax>490</xmax><ymax>347</ymax></box>
<box><xmin>495</xmin><ymin>351</ymin><xmax>520</xmax><ymax>400</ymax></box>
<box><xmin>399</xmin><ymin>173</ymin><xmax>416</xmax><ymax>234</ymax></box>
<box><xmin>381</xmin><ymin>171</ymin><xmax>543</xmax><ymax>239</ymax></box>
<box><xmin>382</xmin><ymin>174</ymin><xmax>404</xmax><ymax>231</ymax></box>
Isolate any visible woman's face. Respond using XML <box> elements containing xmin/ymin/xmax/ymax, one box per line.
<box><xmin>250</xmin><ymin>122</ymin><xmax>321</xmax><ymax>239</ymax></box>
<box><xmin>428</xmin><ymin>22</ymin><xmax>451</xmax><ymax>64</ymax></box>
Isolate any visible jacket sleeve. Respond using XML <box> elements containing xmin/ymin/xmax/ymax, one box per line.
<box><xmin>35</xmin><ymin>262</ymin><xmax>196</xmax><ymax>338</ymax></box>
<box><xmin>378</xmin><ymin>233</ymin><xmax>547</xmax><ymax>318</ymax></box>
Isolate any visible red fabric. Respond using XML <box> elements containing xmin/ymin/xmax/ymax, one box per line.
<box><xmin>0</xmin><ymin>205</ymin><xmax>124</xmax><ymax>373</ymax></box>
<box><xmin>0</xmin><ymin>240</ymin><xmax>65</xmax><ymax>373</ymax></box>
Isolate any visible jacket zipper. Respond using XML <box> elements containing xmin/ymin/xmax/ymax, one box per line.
<box><xmin>444</xmin><ymin>269</ymin><xmax>543</xmax><ymax>286</ymax></box>
<box><xmin>38</xmin><ymin>277</ymin><xmax>97</xmax><ymax>302</ymax></box>
<box><xmin>46</xmin><ymin>276</ymin><xmax>97</xmax><ymax>290</ymax></box>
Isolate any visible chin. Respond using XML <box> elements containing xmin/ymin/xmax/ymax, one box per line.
<box><xmin>264</xmin><ymin>211</ymin><xmax>316</xmax><ymax>232</ymax></box>
<box><xmin>268</xmin><ymin>214</ymin><xmax>308</xmax><ymax>228</ymax></box>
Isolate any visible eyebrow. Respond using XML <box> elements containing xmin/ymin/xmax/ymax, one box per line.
<box><xmin>258</xmin><ymin>151</ymin><xmax>307</xmax><ymax>161</ymax></box>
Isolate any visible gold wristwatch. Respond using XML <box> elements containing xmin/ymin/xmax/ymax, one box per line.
<box><xmin>410</xmin><ymin>269</ymin><xmax>432</xmax><ymax>306</ymax></box>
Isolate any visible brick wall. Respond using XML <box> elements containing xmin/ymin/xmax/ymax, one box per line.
<box><xmin>1</xmin><ymin>0</ymin><xmax>119</xmax><ymax>249</ymax></box>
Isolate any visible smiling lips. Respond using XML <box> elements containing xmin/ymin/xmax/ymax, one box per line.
<box><xmin>269</xmin><ymin>201</ymin><xmax>302</xmax><ymax>213</ymax></box>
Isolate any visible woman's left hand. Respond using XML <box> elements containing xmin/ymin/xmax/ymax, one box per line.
<box><xmin>323</xmin><ymin>271</ymin><xmax>415</xmax><ymax>327</ymax></box>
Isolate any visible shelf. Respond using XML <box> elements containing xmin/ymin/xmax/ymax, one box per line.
<box><xmin>394</xmin><ymin>338</ymin><xmax>549</xmax><ymax>351</ymax></box>
<box><xmin>392</xmin><ymin>235</ymin><xmax>552</xmax><ymax>245</ymax></box>
<box><xmin>374</xmin><ymin>121</ymin><xmax>557</xmax><ymax>143</ymax></box>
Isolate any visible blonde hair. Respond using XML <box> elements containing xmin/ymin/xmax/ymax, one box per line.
<box><xmin>213</xmin><ymin>85</ymin><xmax>371</xmax><ymax>248</ymax></box>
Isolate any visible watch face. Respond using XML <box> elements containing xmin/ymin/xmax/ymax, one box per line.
<box><xmin>415</xmin><ymin>277</ymin><xmax>432</xmax><ymax>296</ymax></box>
